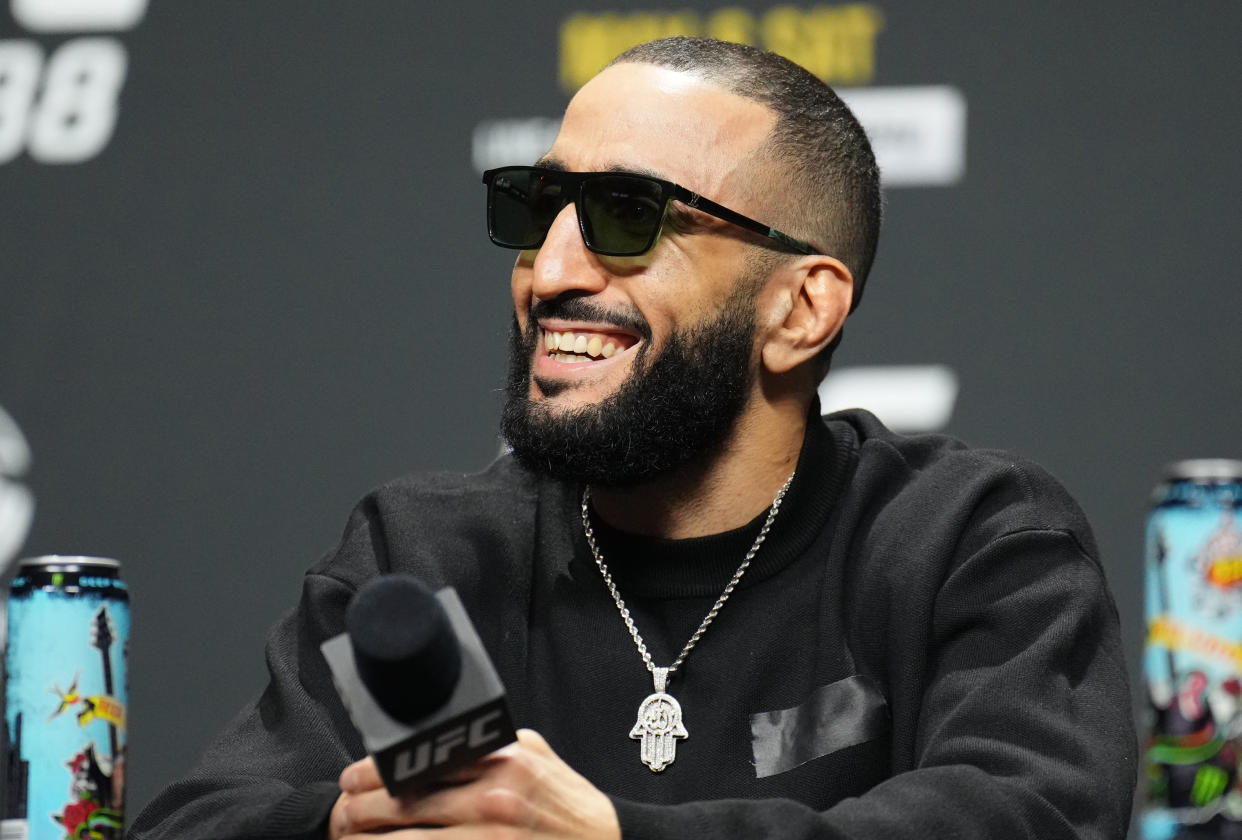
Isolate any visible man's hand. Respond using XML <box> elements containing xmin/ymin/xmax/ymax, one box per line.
<box><xmin>329</xmin><ymin>729</ymin><xmax>621</xmax><ymax>839</ymax></box>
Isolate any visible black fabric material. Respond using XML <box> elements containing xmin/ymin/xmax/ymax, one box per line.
<box><xmin>750</xmin><ymin>674</ymin><xmax>889</xmax><ymax>779</ymax></box>
<box><xmin>130</xmin><ymin>410</ymin><xmax>1138</xmax><ymax>840</ymax></box>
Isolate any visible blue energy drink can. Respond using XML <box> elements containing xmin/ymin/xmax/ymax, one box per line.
<box><xmin>3</xmin><ymin>557</ymin><xmax>129</xmax><ymax>840</ymax></box>
<box><xmin>1143</xmin><ymin>461</ymin><xmax>1242</xmax><ymax>839</ymax></box>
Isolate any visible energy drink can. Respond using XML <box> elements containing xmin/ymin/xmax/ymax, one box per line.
<box><xmin>1143</xmin><ymin>461</ymin><xmax>1242</xmax><ymax>839</ymax></box>
<box><xmin>2</xmin><ymin>557</ymin><xmax>129</xmax><ymax>840</ymax></box>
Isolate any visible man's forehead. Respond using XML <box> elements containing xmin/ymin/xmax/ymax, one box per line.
<box><xmin>544</xmin><ymin>63</ymin><xmax>777</xmax><ymax>199</ymax></box>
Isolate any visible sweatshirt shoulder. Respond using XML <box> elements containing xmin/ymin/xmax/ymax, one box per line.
<box><xmin>370</xmin><ymin>454</ymin><xmax>540</xmax><ymax>514</ymax></box>
<box><xmin>822</xmin><ymin>409</ymin><xmax>1097</xmax><ymax>560</ymax></box>
<box><xmin>308</xmin><ymin>455</ymin><xmax>543</xmax><ymax>585</ymax></box>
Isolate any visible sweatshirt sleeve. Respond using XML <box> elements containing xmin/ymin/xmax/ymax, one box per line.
<box><xmin>128</xmin><ymin>549</ymin><xmax>372</xmax><ymax>839</ymax></box>
<box><xmin>125</xmin><ymin>466</ymin><xmax>532</xmax><ymax>840</ymax></box>
<box><xmin>610</xmin><ymin>527</ymin><xmax>1137</xmax><ymax>840</ymax></box>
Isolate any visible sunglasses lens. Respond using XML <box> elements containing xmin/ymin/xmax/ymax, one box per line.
<box><xmin>581</xmin><ymin>175</ymin><xmax>667</xmax><ymax>256</ymax></box>
<box><xmin>487</xmin><ymin>168</ymin><xmax>565</xmax><ymax>249</ymax></box>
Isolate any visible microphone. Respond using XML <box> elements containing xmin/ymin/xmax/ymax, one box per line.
<box><xmin>320</xmin><ymin>574</ymin><xmax>517</xmax><ymax>797</ymax></box>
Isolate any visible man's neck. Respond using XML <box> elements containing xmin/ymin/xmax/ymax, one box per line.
<box><xmin>587</xmin><ymin>396</ymin><xmax>810</xmax><ymax>539</ymax></box>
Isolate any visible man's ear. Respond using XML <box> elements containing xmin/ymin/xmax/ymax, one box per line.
<box><xmin>759</xmin><ymin>256</ymin><xmax>853</xmax><ymax>375</ymax></box>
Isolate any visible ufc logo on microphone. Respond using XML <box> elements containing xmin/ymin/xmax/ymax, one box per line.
<box><xmin>393</xmin><ymin>708</ymin><xmax>506</xmax><ymax>781</ymax></box>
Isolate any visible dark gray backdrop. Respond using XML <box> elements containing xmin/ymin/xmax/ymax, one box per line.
<box><xmin>2</xmin><ymin>0</ymin><xmax>1240</xmax><ymax>826</ymax></box>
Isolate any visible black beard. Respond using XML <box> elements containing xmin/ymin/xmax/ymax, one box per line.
<box><xmin>500</xmin><ymin>292</ymin><xmax>757</xmax><ymax>487</ymax></box>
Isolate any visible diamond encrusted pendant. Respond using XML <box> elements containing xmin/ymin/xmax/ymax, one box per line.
<box><xmin>583</xmin><ymin>474</ymin><xmax>792</xmax><ymax>775</ymax></box>
<box><xmin>629</xmin><ymin>667</ymin><xmax>688</xmax><ymax>772</ymax></box>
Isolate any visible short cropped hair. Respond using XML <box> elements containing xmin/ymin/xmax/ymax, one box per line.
<box><xmin>609</xmin><ymin>37</ymin><xmax>881</xmax><ymax>312</ymax></box>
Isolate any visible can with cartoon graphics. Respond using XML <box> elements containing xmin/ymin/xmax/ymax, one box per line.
<box><xmin>1143</xmin><ymin>461</ymin><xmax>1242</xmax><ymax>839</ymax></box>
<box><xmin>3</xmin><ymin>557</ymin><xmax>128</xmax><ymax>840</ymax></box>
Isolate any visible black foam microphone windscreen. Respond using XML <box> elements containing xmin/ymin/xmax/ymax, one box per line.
<box><xmin>322</xmin><ymin>574</ymin><xmax>517</xmax><ymax>797</ymax></box>
<box><xmin>345</xmin><ymin>574</ymin><xmax>462</xmax><ymax>723</ymax></box>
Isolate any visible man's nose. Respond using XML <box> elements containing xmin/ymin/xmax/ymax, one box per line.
<box><xmin>530</xmin><ymin>202</ymin><xmax>609</xmax><ymax>301</ymax></box>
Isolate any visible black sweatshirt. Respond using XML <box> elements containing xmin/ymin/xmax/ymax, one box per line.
<box><xmin>131</xmin><ymin>410</ymin><xmax>1137</xmax><ymax>839</ymax></box>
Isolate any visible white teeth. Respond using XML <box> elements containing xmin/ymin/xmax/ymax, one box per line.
<box><xmin>551</xmin><ymin>352</ymin><xmax>589</xmax><ymax>364</ymax></box>
<box><xmin>543</xmin><ymin>329</ymin><xmax>628</xmax><ymax>361</ymax></box>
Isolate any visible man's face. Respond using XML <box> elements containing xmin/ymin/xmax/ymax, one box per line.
<box><xmin>502</xmin><ymin>64</ymin><xmax>782</xmax><ymax>485</ymax></box>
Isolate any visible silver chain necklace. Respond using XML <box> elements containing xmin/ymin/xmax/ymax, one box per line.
<box><xmin>580</xmin><ymin>471</ymin><xmax>795</xmax><ymax>772</ymax></box>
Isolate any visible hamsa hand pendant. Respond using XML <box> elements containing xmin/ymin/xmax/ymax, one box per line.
<box><xmin>629</xmin><ymin>668</ymin><xmax>688</xmax><ymax>772</ymax></box>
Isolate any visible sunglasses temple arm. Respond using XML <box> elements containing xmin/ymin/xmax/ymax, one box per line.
<box><xmin>674</xmin><ymin>187</ymin><xmax>816</xmax><ymax>255</ymax></box>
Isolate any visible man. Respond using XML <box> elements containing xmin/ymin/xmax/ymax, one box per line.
<box><xmin>133</xmin><ymin>37</ymin><xmax>1136</xmax><ymax>839</ymax></box>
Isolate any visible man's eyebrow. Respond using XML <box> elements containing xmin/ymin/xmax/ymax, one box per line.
<box><xmin>612</xmin><ymin>163</ymin><xmax>668</xmax><ymax>181</ymax></box>
<box><xmin>532</xmin><ymin>158</ymin><xmax>671</xmax><ymax>183</ymax></box>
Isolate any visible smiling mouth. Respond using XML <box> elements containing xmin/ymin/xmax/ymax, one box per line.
<box><xmin>541</xmin><ymin>328</ymin><xmax>639</xmax><ymax>364</ymax></box>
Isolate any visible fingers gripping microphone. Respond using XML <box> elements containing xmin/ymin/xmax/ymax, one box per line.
<box><xmin>320</xmin><ymin>575</ymin><xmax>517</xmax><ymax>797</ymax></box>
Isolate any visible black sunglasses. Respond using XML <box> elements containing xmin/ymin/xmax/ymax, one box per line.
<box><xmin>481</xmin><ymin>165</ymin><xmax>817</xmax><ymax>258</ymax></box>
